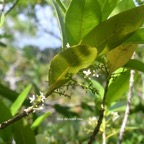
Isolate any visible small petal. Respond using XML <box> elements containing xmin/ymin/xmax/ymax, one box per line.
<box><xmin>83</xmin><ymin>69</ymin><xmax>91</xmax><ymax>76</ymax></box>
<box><xmin>29</xmin><ymin>95</ymin><xmax>36</xmax><ymax>103</ymax></box>
<box><xmin>40</xmin><ymin>92</ymin><xmax>46</xmax><ymax>102</ymax></box>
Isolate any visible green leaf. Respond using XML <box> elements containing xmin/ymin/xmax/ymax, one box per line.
<box><xmin>126</xmin><ymin>28</ymin><xmax>144</xmax><ymax>44</ymax></box>
<box><xmin>107</xmin><ymin>44</ymin><xmax>136</xmax><ymax>73</ymax></box>
<box><xmin>55</xmin><ymin>0</ymin><xmax>66</xmax><ymax>13</ymax></box>
<box><xmin>97</xmin><ymin>0</ymin><xmax>120</xmax><ymax>21</ymax></box>
<box><xmin>65</xmin><ymin>0</ymin><xmax>101</xmax><ymax>45</ymax></box>
<box><xmin>109</xmin><ymin>0</ymin><xmax>135</xmax><ymax>17</ymax></box>
<box><xmin>31</xmin><ymin>112</ymin><xmax>51</xmax><ymax>130</ymax></box>
<box><xmin>10</xmin><ymin>84</ymin><xmax>32</xmax><ymax>116</ymax></box>
<box><xmin>0</xmin><ymin>13</ymin><xmax>4</xmax><ymax>28</ymax></box>
<box><xmin>91</xmin><ymin>79</ymin><xmax>104</xmax><ymax>98</ymax></box>
<box><xmin>106</xmin><ymin>70</ymin><xmax>130</xmax><ymax>105</ymax></box>
<box><xmin>50</xmin><ymin>0</ymin><xmax>67</xmax><ymax>49</ymax></box>
<box><xmin>14</xmin><ymin>119</ymin><xmax>36</xmax><ymax>144</ymax></box>
<box><xmin>0</xmin><ymin>100</ymin><xmax>12</xmax><ymax>142</ymax></box>
<box><xmin>0</xmin><ymin>83</ymin><xmax>18</xmax><ymax>102</ymax></box>
<box><xmin>124</xmin><ymin>59</ymin><xmax>144</xmax><ymax>73</ymax></box>
<box><xmin>46</xmin><ymin>45</ymin><xmax>97</xmax><ymax>96</ymax></box>
<box><xmin>81</xmin><ymin>5</ymin><xmax>144</xmax><ymax>55</ymax></box>
<box><xmin>108</xmin><ymin>101</ymin><xmax>127</xmax><ymax>113</ymax></box>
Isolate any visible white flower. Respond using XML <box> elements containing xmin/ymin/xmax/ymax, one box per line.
<box><xmin>92</xmin><ymin>70</ymin><xmax>99</xmax><ymax>77</ymax></box>
<box><xmin>66</xmin><ymin>43</ymin><xmax>70</xmax><ymax>48</ymax></box>
<box><xmin>40</xmin><ymin>91</ymin><xmax>46</xmax><ymax>102</ymax></box>
<box><xmin>29</xmin><ymin>92</ymin><xmax>46</xmax><ymax>112</ymax></box>
<box><xmin>29</xmin><ymin>95</ymin><xmax>36</xmax><ymax>103</ymax></box>
<box><xmin>83</xmin><ymin>69</ymin><xmax>91</xmax><ymax>76</ymax></box>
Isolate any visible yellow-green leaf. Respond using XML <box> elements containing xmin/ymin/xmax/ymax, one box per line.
<box><xmin>107</xmin><ymin>44</ymin><xmax>136</xmax><ymax>73</ymax></box>
<box><xmin>0</xmin><ymin>13</ymin><xmax>4</xmax><ymax>27</ymax></box>
<box><xmin>81</xmin><ymin>5</ymin><xmax>144</xmax><ymax>55</ymax></box>
<box><xmin>46</xmin><ymin>45</ymin><xmax>97</xmax><ymax>96</ymax></box>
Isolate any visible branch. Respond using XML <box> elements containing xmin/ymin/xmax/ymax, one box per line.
<box><xmin>88</xmin><ymin>78</ymin><xmax>110</xmax><ymax>144</ymax></box>
<box><xmin>5</xmin><ymin>0</ymin><xmax>19</xmax><ymax>15</ymax></box>
<box><xmin>117</xmin><ymin>68</ymin><xmax>135</xmax><ymax>144</ymax></box>
<box><xmin>0</xmin><ymin>92</ymin><xmax>47</xmax><ymax>129</ymax></box>
<box><xmin>0</xmin><ymin>106</ymin><xmax>33</xmax><ymax>129</ymax></box>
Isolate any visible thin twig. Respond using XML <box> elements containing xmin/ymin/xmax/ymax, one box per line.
<box><xmin>118</xmin><ymin>68</ymin><xmax>135</xmax><ymax>144</ymax></box>
<box><xmin>0</xmin><ymin>106</ymin><xmax>33</xmax><ymax>129</ymax></box>
<box><xmin>88</xmin><ymin>78</ymin><xmax>110</xmax><ymax>144</ymax></box>
<box><xmin>5</xmin><ymin>0</ymin><xmax>19</xmax><ymax>15</ymax></box>
<box><xmin>0</xmin><ymin>89</ymin><xmax>53</xmax><ymax>129</ymax></box>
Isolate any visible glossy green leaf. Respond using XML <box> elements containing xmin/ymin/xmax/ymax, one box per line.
<box><xmin>81</xmin><ymin>5</ymin><xmax>144</xmax><ymax>55</ymax></box>
<box><xmin>124</xmin><ymin>59</ymin><xmax>144</xmax><ymax>73</ymax></box>
<box><xmin>49</xmin><ymin>0</ymin><xmax>67</xmax><ymax>49</ymax></box>
<box><xmin>31</xmin><ymin>112</ymin><xmax>51</xmax><ymax>130</ymax></box>
<box><xmin>126</xmin><ymin>28</ymin><xmax>144</xmax><ymax>44</ymax></box>
<box><xmin>109</xmin><ymin>0</ymin><xmax>135</xmax><ymax>17</ymax></box>
<box><xmin>10</xmin><ymin>84</ymin><xmax>32</xmax><ymax>116</ymax></box>
<box><xmin>65</xmin><ymin>0</ymin><xmax>101</xmax><ymax>45</ymax></box>
<box><xmin>46</xmin><ymin>45</ymin><xmax>97</xmax><ymax>96</ymax></box>
<box><xmin>107</xmin><ymin>44</ymin><xmax>136</xmax><ymax>73</ymax></box>
<box><xmin>14</xmin><ymin>119</ymin><xmax>36</xmax><ymax>144</ymax></box>
<box><xmin>0</xmin><ymin>101</ymin><xmax>12</xmax><ymax>142</ymax></box>
<box><xmin>106</xmin><ymin>70</ymin><xmax>130</xmax><ymax>105</ymax></box>
<box><xmin>97</xmin><ymin>0</ymin><xmax>120</xmax><ymax>21</ymax></box>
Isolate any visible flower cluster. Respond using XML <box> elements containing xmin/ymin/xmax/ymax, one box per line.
<box><xmin>83</xmin><ymin>69</ymin><xmax>99</xmax><ymax>79</ymax></box>
<box><xmin>29</xmin><ymin>92</ymin><xmax>46</xmax><ymax>112</ymax></box>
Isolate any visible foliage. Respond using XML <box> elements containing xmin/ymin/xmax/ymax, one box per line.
<box><xmin>0</xmin><ymin>0</ymin><xmax>144</xmax><ymax>144</ymax></box>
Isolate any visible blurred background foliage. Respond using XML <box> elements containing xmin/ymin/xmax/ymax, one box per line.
<box><xmin>0</xmin><ymin>0</ymin><xmax>144</xmax><ymax>143</ymax></box>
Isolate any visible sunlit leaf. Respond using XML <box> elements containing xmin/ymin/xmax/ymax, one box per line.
<box><xmin>106</xmin><ymin>70</ymin><xmax>130</xmax><ymax>105</ymax></box>
<box><xmin>31</xmin><ymin>112</ymin><xmax>51</xmax><ymax>130</ymax></box>
<box><xmin>0</xmin><ymin>13</ymin><xmax>4</xmax><ymax>28</ymax></box>
<box><xmin>91</xmin><ymin>79</ymin><xmax>104</xmax><ymax>98</ymax></box>
<box><xmin>81</xmin><ymin>5</ymin><xmax>144</xmax><ymax>55</ymax></box>
<box><xmin>107</xmin><ymin>44</ymin><xmax>136</xmax><ymax>73</ymax></box>
<box><xmin>97</xmin><ymin>0</ymin><xmax>120</xmax><ymax>21</ymax></box>
<box><xmin>65</xmin><ymin>0</ymin><xmax>101</xmax><ymax>45</ymax></box>
<box><xmin>124</xmin><ymin>59</ymin><xmax>144</xmax><ymax>73</ymax></box>
<box><xmin>109</xmin><ymin>0</ymin><xmax>135</xmax><ymax>17</ymax></box>
<box><xmin>10</xmin><ymin>84</ymin><xmax>32</xmax><ymax>116</ymax></box>
<box><xmin>46</xmin><ymin>45</ymin><xmax>97</xmax><ymax>96</ymax></box>
<box><xmin>55</xmin><ymin>0</ymin><xmax>66</xmax><ymax>13</ymax></box>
